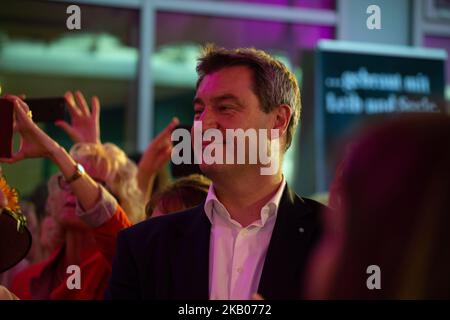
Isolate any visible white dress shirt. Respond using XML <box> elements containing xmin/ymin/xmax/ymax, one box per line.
<box><xmin>204</xmin><ymin>178</ymin><xmax>286</xmax><ymax>300</ymax></box>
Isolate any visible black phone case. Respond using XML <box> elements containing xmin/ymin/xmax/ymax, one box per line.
<box><xmin>24</xmin><ymin>97</ymin><xmax>67</xmax><ymax>122</ymax></box>
<box><xmin>0</xmin><ymin>99</ymin><xmax>14</xmax><ymax>158</ymax></box>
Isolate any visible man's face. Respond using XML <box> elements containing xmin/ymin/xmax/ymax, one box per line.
<box><xmin>192</xmin><ymin>65</ymin><xmax>275</xmax><ymax>178</ymax></box>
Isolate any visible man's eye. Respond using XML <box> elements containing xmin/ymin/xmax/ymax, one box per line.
<box><xmin>218</xmin><ymin>105</ymin><xmax>231</xmax><ymax>112</ymax></box>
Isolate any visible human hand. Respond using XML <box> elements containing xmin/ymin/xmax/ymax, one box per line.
<box><xmin>0</xmin><ymin>96</ymin><xmax>62</xmax><ymax>163</ymax></box>
<box><xmin>139</xmin><ymin>117</ymin><xmax>180</xmax><ymax>176</ymax></box>
<box><xmin>55</xmin><ymin>91</ymin><xmax>101</xmax><ymax>144</ymax></box>
<box><xmin>137</xmin><ymin>117</ymin><xmax>179</xmax><ymax>195</ymax></box>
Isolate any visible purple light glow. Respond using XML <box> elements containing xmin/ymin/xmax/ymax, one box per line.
<box><xmin>424</xmin><ymin>35</ymin><xmax>450</xmax><ymax>84</ymax></box>
<box><xmin>157</xmin><ymin>12</ymin><xmax>335</xmax><ymax>52</ymax></box>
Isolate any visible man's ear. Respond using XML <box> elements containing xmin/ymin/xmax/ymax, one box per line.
<box><xmin>272</xmin><ymin>104</ymin><xmax>292</xmax><ymax>139</ymax></box>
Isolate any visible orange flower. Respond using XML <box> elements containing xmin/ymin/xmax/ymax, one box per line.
<box><xmin>0</xmin><ymin>176</ymin><xmax>21</xmax><ymax>214</ymax></box>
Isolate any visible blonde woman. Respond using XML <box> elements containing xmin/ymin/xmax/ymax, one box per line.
<box><xmin>9</xmin><ymin>145</ymin><xmax>132</xmax><ymax>299</ymax></box>
<box><xmin>55</xmin><ymin>91</ymin><xmax>145</xmax><ymax>223</ymax></box>
<box><xmin>0</xmin><ymin>94</ymin><xmax>173</xmax><ymax>298</ymax></box>
<box><xmin>57</xmin><ymin>90</ymin><xmax>177</xmax><ymax>209</ymax></box>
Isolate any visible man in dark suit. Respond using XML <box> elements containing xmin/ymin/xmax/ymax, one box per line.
<box><xmin>107</xmin><ymin>188</ymin><xmax>323</xmax><ymax>300</ymax></box>
<box><xmin>0</xmin><ymin>46</ymin><xmax>325</xmax><ymax>299</ymax></box>
<box><xmin>106</xmin><ymin>45</ymin><xmax>326</xmax><ymax>300</ymax></box>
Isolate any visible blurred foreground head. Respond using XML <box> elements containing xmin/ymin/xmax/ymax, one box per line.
<box><xmin>307</xmin><ymin>113</ymin><xmax>450</xmax><ymax>299</ymax></box>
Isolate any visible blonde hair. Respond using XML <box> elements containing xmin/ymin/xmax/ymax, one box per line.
<box><xmin>69</xmin><ymin>143</ymin><xmax>145</xmax><ymax>223</ymax></box>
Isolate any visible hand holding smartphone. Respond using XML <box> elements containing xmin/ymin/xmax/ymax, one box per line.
<box><xmin>0</xmin><ymin>97</ymin><xmax>67</xmax><ymax>158</ymax></box>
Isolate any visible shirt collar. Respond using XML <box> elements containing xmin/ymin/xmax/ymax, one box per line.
<box><xmin>204</xmin><ymin>177</ymin><xmax>286</xmax><ymax>227</ymax></box>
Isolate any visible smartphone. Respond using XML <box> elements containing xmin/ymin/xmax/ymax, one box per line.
<box><xmin>24</xmin><ymin>97</ymin><xmax>67</xmax><ymax>123</ymax></box>
<box><xmin>0</xmin><ymin>99</ymin><xmax>14</xmax><ymax>158</ymax></box>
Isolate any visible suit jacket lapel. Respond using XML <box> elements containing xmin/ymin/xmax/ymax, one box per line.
<box><xmin>170</xmin><ymin>206</ymin><xmax>211</xmax><ymax>299</ymax></box>
<box><xmin>258</xmin><ymin>185</ymin><xmax>320</xmax><ymax>299</ymax></box>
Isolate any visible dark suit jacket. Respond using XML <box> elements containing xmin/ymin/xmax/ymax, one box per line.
<box><xmin>106</xmin><ymin>185</ymin><xmax>326</xmax><ymax>299</ymax></box>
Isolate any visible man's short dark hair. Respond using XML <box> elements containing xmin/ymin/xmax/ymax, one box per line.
<box><xmin>196</xmin><ymin>44</ymin><xmax>301</xmax><ymax>150</ymax></box>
